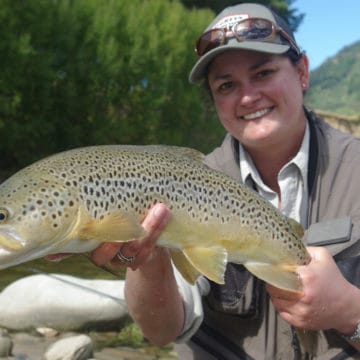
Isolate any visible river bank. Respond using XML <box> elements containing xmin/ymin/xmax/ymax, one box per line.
<box><xmin>0</xmin><ymin>259</ymin><xmax>177</xmax><ymax>360</ymax></box>
<box><xmin>6</xmin><ymin>330</ymin><xmax>177</xmax><ymax>360</ymax></box>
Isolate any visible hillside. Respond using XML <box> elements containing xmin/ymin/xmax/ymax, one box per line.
<box><xmin>305</xmin><ymin>40</ymin><xmax>360</xmax><ymax>116</ymax></box>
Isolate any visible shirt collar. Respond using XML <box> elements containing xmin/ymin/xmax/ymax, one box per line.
<box><xmin>239</xmin><ymin>122</ymin><xmax>310</xmax><ymax>191</ymax></box>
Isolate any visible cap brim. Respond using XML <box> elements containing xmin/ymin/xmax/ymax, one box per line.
<box><xmin>189</xmin><ymin>41</ymin><xmax>290</xmax><ymax>83</ymax></box>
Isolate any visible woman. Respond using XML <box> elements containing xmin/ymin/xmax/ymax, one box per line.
<box><xmin>58</xmin><ymin>3</ymin><xmax>360</xmax><ymax>359</ymax></box>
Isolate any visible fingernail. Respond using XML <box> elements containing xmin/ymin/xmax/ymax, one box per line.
<box><xmin>153</xmin><ymin>204</ymin><xmax>168</xmax><ymax>219</ymax></box>
<box><xmin>153</xmin><ymin>204</ymin><xmax>166</xmax><ymax>218</ymax></box>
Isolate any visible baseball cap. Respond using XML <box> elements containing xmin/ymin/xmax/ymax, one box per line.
<box><xmin>189</xmin><ymin>3</ymin><xmax>300</xmax><ymax>83</ymax></box>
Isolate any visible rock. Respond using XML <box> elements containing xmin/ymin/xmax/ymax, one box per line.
<box><xmin>11</xmin><ymin>332</ymin><xmax>76</xmax><ymax>360</ymax></box>
<box><xmin>44</xmin><ymin>334</ymin><xmax>93</xmax><ymax>360</ymax></box>
<box><xmin>0</xmin><ymin>328</ymin><xmax>12</xmax><ymax>357</ymax></box>
<box><xmin>0</xmin><ymin>274</ymin><xmax>129</xmax><ymax>331</ymax></box>
<box><xmin>36</xmin><ymin>327</ymin><xmax>59</xmax><ymax>337</ymax></box>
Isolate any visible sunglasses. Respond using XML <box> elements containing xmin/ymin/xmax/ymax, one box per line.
<box><xmin>195</xmin><ymin>17</ymin><xmax>300</xmax><ymax>58</ymax></box>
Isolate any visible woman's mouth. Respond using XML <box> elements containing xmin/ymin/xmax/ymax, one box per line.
<box><xmin>242</xmin><ymin>107</ymin><xmax>272</xmax><ymax>120</ymax></box>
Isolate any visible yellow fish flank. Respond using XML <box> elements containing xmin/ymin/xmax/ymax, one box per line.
<box><xmin>0</xmin><ymin>145</ymin><xmax>310</xmax><ymax>291</ymax></box>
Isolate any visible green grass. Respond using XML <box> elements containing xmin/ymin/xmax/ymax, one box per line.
<box><xmin>90</xmin><ymin>322</ymin><xmax>176</xmax><ymax>358</ymax></box>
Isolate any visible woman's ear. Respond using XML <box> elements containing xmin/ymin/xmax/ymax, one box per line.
<box><xmin>297</xmin><ymin>54</ymin><xmax>310</xmax><ymax>91</ymax></box>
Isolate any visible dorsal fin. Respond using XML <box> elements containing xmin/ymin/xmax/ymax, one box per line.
<box><xmin>145</xmin><ymin>145</ymin><xmax>205</xmax><ymax>162</ymax></box>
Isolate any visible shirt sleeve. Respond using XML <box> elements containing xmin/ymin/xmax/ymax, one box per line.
<box><xmin>173</xmin><ymin>267</ymin><xmax>210</xmax><ymax>343</ymax></box>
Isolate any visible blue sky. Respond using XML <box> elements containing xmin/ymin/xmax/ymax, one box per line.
<box><xmin>294</xmin><ymin>0</ymin><xmax>360</xmax><ymax>70</ymax></box>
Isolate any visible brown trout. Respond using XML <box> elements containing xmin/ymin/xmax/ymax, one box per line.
<box><xmin>0</xmin><ymin>145</ymin><xmax>310</xmax><ymax>291</ymax></box>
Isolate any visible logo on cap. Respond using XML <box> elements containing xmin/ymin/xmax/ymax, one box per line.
<box><xmin>213</xmin><ymin>14</ymin><xmax>249</xmax><ymax>30</ymax></box>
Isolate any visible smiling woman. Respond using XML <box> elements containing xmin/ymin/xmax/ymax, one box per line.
<box><xmin>207</xmin><ymin>50</ymin><xmax>308</xmax><ymax>179</ymax></box>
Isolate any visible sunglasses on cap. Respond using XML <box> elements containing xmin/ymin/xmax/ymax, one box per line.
<box><xmin>195</xmin><ymin>17</ymin><xmax>301</xmax><ymax>58</ymax></box>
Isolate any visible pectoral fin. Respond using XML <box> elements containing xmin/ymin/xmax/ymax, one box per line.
<box><xmin>183</xmin><ymin>247</ymin><xmax>228</xmax><ymax>284</ymax></box>
<box><xmin>244</xmin><ymin>262</ymin><xmax>302</xmax><ymax>292</ymax></box>
<box><xmin>78</xmin><ymin>211</ymin><xmax>147</xmax><ymax>243</ymax></box>
<box><xmin>170</xmin><ymin>249</ymin><xmax>201</xmax><ymax>284</ymax></box>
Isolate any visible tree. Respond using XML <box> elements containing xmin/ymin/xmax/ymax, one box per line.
<box><xmin>0</xmin><ymin>0</ymin><xmax>304</xmax><ymax>172</ymax></box>
<box><xmin>0</xmin><ymin>0</ymin><xmax>222</xmax><ymax>170</ymax></box>
<box><xmin>179</xmin><ymin>0</ymin><xmax>304</xmax><ymax>32</ymax></box>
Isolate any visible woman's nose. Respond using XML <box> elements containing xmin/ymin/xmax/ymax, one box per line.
<box><xmin>238</xmin><ymin>83</ymin><xmax>261</xmax><ymax>107</ymax></box>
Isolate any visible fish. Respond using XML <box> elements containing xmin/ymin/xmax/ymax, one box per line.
<box><xmin>0</xmin><ymin>144</ymin><xmax>317</xmax><ymax>355</ymax></box>
<box><xmin>0</xmin><ymin>144</ymin><xmax>310</xmax><ymax>290</ymax></box>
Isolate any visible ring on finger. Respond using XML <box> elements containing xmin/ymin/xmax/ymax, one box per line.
<box><xmin>116</xmin><ymin>249</ymin><xmax>136</xmax><ymax>264</ymax></box>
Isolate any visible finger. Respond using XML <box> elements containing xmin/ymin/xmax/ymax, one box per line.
<box><xmin>141</xmin><ymin>203</ymin><xmax>171</xmax><ymax>243</ymax></box>
<box><xmin>91</xmin><ymin>242</ymin><xmax>124</xmax><ymax>266</ymax></box>
<box><xmin>266</xmin><ymin>284</ymin><xmax>303</xmax><ymax>301</ymax></box>
<box><xmin>117</xmin><ymin>204</ymin><xmax>171</xmax><ymax>269</ymax></box>
<box><xmin>110</xmin><ymin>241</ymin><xmax>145</xmax><ymax>270</ymax></box>
<box><xmin>300</xmin><ymin>246</ymin><xmax>329</xmax><ymax>267</ymax></box>
<box><xmin>92</xmin><ymin>203</ymin><xmax>171</xmax><ymax>268</ymax></box>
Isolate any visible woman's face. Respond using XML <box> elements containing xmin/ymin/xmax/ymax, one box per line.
<box><xmin>207</xmin><ymin>50</ymin><xmax>309</xmax><ymax>153</ymax></box>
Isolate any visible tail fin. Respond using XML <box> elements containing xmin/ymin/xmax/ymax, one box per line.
<box><xmin>296</xmin><ymin>328</ymin><xmax>318</xmax><ymax>356</ymax></box>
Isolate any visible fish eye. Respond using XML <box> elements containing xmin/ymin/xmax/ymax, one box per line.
<box><xmin>0</xmin><ymin>208</ymin><xmax>9</xmax><ymax>222</ymax></box>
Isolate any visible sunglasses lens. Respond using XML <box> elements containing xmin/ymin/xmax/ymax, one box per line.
<box><xmin>195</xmin><ymin>18</ymin><xmax>298</xmax><ymax>58</ymax></box>
<box><xmin>196</xmin><ymin>29</ymin><xmax>225</xmax><ymax>57</ymax></box>
<box><xmin>234</xmin><ymin>18</ymin><xmax>273</xmax><ymax>40</ymax></box>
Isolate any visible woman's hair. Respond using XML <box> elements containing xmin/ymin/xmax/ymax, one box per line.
<box><xmin>287</xmin><ymin>48</ymin><xmax>305</xmax><ymax>64</ymax></box>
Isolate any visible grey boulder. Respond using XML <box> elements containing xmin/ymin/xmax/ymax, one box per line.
<box><xmin>0</xmin><ymin>274</ymin><xmax>129</xmax><ymax>331</ymax></box>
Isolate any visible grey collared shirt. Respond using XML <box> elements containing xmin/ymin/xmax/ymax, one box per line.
<box><xmin>239</xmin><ymin>122</ymin><xmax>310</xmax><ymax>227</ymax></box>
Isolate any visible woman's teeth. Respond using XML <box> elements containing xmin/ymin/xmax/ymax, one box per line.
<box><xmin>243</xmin><ymin>108</ymin><xmax>271</xmax><ymax>120</ymax></box>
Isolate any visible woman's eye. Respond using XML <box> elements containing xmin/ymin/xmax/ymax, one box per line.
<box><xmin>218</xmin><ymin>82</ymin><xmax>233</xmax><ymax>93</ymax></box>
<box><xmin>256</xmin><ymin>69</ymin><xmax>274</xmax><ymax>78</ymax></box>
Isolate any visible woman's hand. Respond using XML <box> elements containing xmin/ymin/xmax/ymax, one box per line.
<box><xmin>267</xmin><ymin>246</ymin><xmax>360</xmax><ymax>335</ymax></box>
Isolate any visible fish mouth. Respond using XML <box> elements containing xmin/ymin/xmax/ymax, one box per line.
<box><xmin>241</xmin><ymin>107</ymin><xmax>273</xmax><ymax>121</ymax></box>
<box><xmin>0</xmin><ymin>230</ymin><xmax>51</xmax><ymax>270</ymax></box>
<box><xmin>0</xmin><ymin>230</ymin><xmax>26</xmax><ymax>251</ymax></box>
<box><xmin>0</xmin><ymin>241</ymin><xmax>56</xmax><ymax>270</ymax></box>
